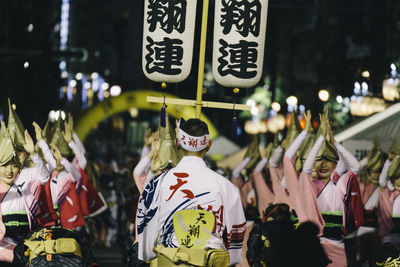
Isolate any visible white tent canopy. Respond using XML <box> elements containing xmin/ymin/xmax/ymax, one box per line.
<box><xmin>335</xmin><ymin>102</ymin><xmax>400</xmax><ymax>159</ymax></box>
<box><xmin>207</xmin><ymin>135</ymin><xmax>241</xmax><ymax>157</ymax></box>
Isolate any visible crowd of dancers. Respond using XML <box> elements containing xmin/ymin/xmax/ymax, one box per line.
<box><xmin>2</xmin><ymin>96</ymin><xmax>400</xmax><ymax>267</ymax></box>
<box><xmin>0</xmin><ymin>99</ymin><xmax>107</xmax><ymax>266</ymax></box>
<box><xmin>132</xmin><ymin>107</ymin><xmax>400</xmax><ymax>267</ymax></box>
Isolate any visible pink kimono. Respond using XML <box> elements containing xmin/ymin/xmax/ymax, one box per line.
<box><xmin>231</xmin><ymin>157</ymin><xmax>251</xmax><ymax>210</ymax></box>
<box><xmin>252</xmin><ymin>159</ymin><xmax>274</xmax><ymax>218</ymax></box>
<box><xmin>378</xmin><ymin>187</ymin><xmax>400</xmax><ymax>240</ymax></box>
<box><xmin>296</xmin><ymin>136</ymin><xmax>360</xmax><ymax>267</ymax></box>
<box><xmin>270</xmin><ymin>165</ymin><xmax>290</xmax><ymax>205</ymax></box>
<box><xmin>0</xmin><ymin>154</ymin><xmax>50</xmax><ymax>262</ymax></box>
<box><xmin>269</xmin><ymin>146</ymin><xmax>291</xmax><ymax>207</ymax></box>
<box><xmin>284</xmin><ymin>131</ymin><xmax>308</xmax><ymax>210</ymax></box>
<box><xmin>378</xmin><ymin>158</ymin><xmax>400</xmax><ymax>241</ymax></box>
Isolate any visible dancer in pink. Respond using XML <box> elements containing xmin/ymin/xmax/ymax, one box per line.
<box><xmin>356</xmin><ymin>137</ymin><xmax>383</xmax><ymax>259</ymax></box>
<box><xmin>378</xmin><ymin>139</ymin><xmax>400</xmax><ymax>245</ymax></box>
<box><xmin>283</xmin><ymin>110</ymin><xmax>312</xmax><ymax>210</ymax></box>
<box><xmin>231</xmin><ymin>136</ymin><xmax>260</xmax><ymax>211</ymax></box>
<box><xmin>0</xmin><ymin>124</ymin><xmax>50</xmax><ymax>263</ymax></box>
<box><xmin>269</xmin><ymin>112</ymin><xmax>302</xmax><ymax>209</ymax></box>
<box><xmin>252</xmin><ymin>142</ymin><xmax>274</xmax><ymax>218</ymax></box>
<box><xmin>296</xmin><ymin>112</ymin><xmax>361</xmax><ymax>267</ymax></box>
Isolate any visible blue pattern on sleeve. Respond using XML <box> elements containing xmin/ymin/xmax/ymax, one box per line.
<box><xmin>137</xmin><ymin>172</ymin><xmax>164</xmax><ymax>234</ymax></box>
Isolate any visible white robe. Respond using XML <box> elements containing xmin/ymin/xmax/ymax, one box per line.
<box><xmin>137</xmin><ymin>156</ymin><xmax>246</xmax><ymax>265</ymax></box>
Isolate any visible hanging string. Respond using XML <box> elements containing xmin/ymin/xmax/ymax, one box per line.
<box><xmin>231</xmin><ymin>88</ymin><xmax>240</xmax><ymax>139</ymax></box>
<box><xmin>160</xmin><ymin>83</ymin><xmax>167</xmax><ymax>127</ymax></box>
<box><xmin>232</xmin><ymin>102</ymin><xmax>238</xmax><ymax>139</ymax></box>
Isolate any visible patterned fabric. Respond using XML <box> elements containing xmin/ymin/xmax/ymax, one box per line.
<box><xmin>137</xmin><ymin>156</ymin><xmax>246</xmax><ymax>265</ymax></box>
<box><xmin>46</xmin><ymin>170</ymin><xmax>85</xmax><ymax>229</ymax></box>
<box><xmin>75</xmin><ymin>167</ymin><xmax>107</xmax><ymax>217</ymax></box>
<box><xmin>40</xmin><ymin>179</ymin><xmax>59</xmax><ymax>227</ymax></box>
<box><xmin>343</xmin><ymin>173</ymin><xmax>364</xmax><ymax>235</ymax></box>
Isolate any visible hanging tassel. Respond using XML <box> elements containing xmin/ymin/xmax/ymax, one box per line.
<box><xmin>160</xmin><ymin>83</ymin><xmax>167</xmax><ymax>127</ymax></box>
<box><xmin>232</xmin><ymin>116</ymin><xmax>238</xmax><ymax>139</ymax></box>
<box><xmin>232</xmin><ymin>102</ymin><xmax>238</xmax><ymax>139</ymax></box>
<box><xmin>160</xmin><ymin>104</ymin><xmax>166</xmax><ymax>127</ymax></box>
<box><xmin>231</xmin><ymin>88</ymin><xmax>240</xmax><ymax>139</ymax></box>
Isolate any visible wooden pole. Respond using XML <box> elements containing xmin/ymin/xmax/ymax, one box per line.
<box><xmin>195</xmin><ymin>0</ymin><xmax>210</xmax><ymax>119</ymax></box>
<box><xmin>147</xmin><ymin>96</ymin><xmax>251</xmax><ymax>111</ymax></box>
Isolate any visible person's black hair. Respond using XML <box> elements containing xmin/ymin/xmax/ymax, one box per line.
<box><xmin>247</xmin><ymin>216</ymin><xmax>294</xmax><ymax>266</ymax></box>
<box><xmin>247</xmin><ymin>213</ymin><xmax>330</xmax><ymax>267</ymax></box>
<box><xmin>292</xmin><ymin>222</ymin><xmax>331</xmax><ymax>266</ymax></box>
<box><xmin>180</xmin><ymin>118</ymin><xmax>209</xmax><ymax>137</ymax></box>
<box><xmin>263</xmin><ymin>203</ymin><xmax>291</xmax><ymax>222</ymax></box>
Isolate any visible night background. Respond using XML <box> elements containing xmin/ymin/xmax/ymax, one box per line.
<box><xmin>1</xmin><ymin>0</ymin><xmax>400</xmax><ymax>146</ymax></box>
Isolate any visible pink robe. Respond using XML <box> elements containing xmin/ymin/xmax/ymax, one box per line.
<box><xmin>0</xmin><ymin>184</ymin><xmax>16</xmax><ymax>262</ymax></box>
<box><xmin>320</xmin><ymin>241</ymin><xmax>347</xmax><ymax>267</ymax></box>
<box><xmin>232</xmin><ymin>177</ymin><xmax>248</xmax><ymax>210</ymax></box>
<box><xmin>240</xmin><ymin>180</ymin><xmax>253</xmax><ymax>211</ymax></box>
<box><xmin>0</xmin><ymin>168</ymin><xmax>48</xmax><ymax>262</ymax></box>
<box><xmin>360</xmin><ymin>182</ymin><xmax>378</xmax><ymax>206</ymax></box>
<box><xmin>359</xmin><ymin>182</ymin><xmax>378</xmax><ymax>228</ymax></box>
<box><xmin>378</xmin><ymin>188</ymin><xmax>400</xmax><ymax>237</ymax></box>
<box><xmin>296</xmin><ymin>170</ymin><xmax>352</xmax><ymax>267</ymax></box>
<box><xmin>296</xmin><ymin>171</ymin><xmax>324</xmax><ymax>232</ymax></box>
<box><xmin>283</xmin><ymin>156</ymin><xmax>299</xmax><ymax>210</ymax></box>
<box><xmin>269</xmin><ymin>165</ymin><xmax>291</xmax><ymax>207</ymax></box>
<box><xmin>252</xmin><ymin>169</ymin><xmax>274</xmax><ymax>218</ymax></box>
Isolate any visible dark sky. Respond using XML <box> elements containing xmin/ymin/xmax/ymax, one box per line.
<box><xmin>1</xmin><ymin>0</ymin><xmax>399</xmax><ymax>143</ymax></box>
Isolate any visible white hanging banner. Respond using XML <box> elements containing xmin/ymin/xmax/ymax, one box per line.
<box><xmin>212</xmin><ymin>0</ymin><xmax>269</xmax><ymax>88</ymax></box>
<box><xmin>142</xmin><ymin>0</ymin><xmax>197</xmax><ymax>83</ymax></box>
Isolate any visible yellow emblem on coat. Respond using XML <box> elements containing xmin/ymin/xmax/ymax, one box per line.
<box><xmin>173</xmin><ymin>210</ymin><xmax>215</xmax><ymax>249</ymax></box>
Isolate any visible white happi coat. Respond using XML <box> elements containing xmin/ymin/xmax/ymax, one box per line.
<box><xmin>137</xmin><ymin>156</ymin><xmax>246</xmax><ymax>265</ymax></box>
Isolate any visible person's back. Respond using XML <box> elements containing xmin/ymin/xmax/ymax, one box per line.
<box><xmin>158</xmin><ymin>155</ymin><xmax>244</xmax><ymax>253</ymax></box>
<box><xmin>137</xmin><ymin>118</ymin><xmax>246</xmax><ymax>266</ymax></box>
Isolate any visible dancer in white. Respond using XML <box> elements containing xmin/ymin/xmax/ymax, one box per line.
<box><xmin>137</xmin><ymin>118</ymin><xmax>246</xmax><ymax>266</ymax></box>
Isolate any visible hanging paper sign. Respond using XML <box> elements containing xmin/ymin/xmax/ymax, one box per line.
<box><xmin>142</xmin><ymin>0</ymin><xmax>197</xmax><ymax>83</ymax></box>
<box><xmin>212</xmin><ymin>0</ymin><xmax>269</xmax><ymax>88</ymax></box>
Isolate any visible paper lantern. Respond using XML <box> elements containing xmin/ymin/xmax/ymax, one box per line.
<box><xmin>212</xmin><ymin>0</ymin><xmax>269</xmax><ymax>88</ymax></box>
<box><xmin>142</xmin><ymin>0</ymin><xmax>197</xmax><ymax>83</ymax></box>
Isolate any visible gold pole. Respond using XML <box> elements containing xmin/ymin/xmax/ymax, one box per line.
<box><xmin>195</xmin><ymin>0</ymin><xmax>210</xmax><ymax>119</ymax></box>
<box><xmin>147</xmin><ymin>96</ymin><xmax>251</xmax><ymax>111</ymax></box>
